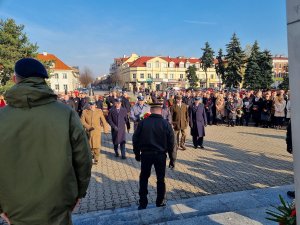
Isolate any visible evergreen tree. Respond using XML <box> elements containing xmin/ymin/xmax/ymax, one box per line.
<box><xmin>0</xmin><ymin>18</ymin><xmax>38</xmax><ymax>85</ymax></box>
<box><xmin>200</xmin><ymin>42</ymin><xmax>214</xmax><ymax>88</ymax></box>
<box><xmin>224</xmin><ymin>33</ymin><xmax>245</xmax><ymax>88</ymax></box>
<box><xmin>215</xmin><ymin>48</ymin><xmax>225</xmax><ymax>89</ymax></box>
<box><xmin>258</xmin><ymin>50</ymin><xmax>274</xmax><ymax>89</ymax></box>
<box><xmin>278</xmin><ymin>72</ymin><xmax>289</xmax><ymax>90</ymax></box>
<box><xmin>186</xmin><ymin>65</ymin><xmax>199</xmax><ymax>88</ymax></box>
<box><xmin>243</xmin><ymin>41</ymin><xmax>261</xmax><ymax>89</ymax></box>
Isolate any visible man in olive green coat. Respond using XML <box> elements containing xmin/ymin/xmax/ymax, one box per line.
<box><xmin>0</xmin><ymin>58</ymin><xmax>92</xmax><ymax>225</ymax></box>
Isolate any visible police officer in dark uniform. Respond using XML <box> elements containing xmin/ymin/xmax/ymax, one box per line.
<box><xmin>133</xmin><ymin>102</ymin><xmax>175</xmax><ymax>210</ymax></box>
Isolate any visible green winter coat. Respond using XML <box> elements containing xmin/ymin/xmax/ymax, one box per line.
<box><xmin>0</xmin><ymin>77</ymin><xmax>92</xmax><ymax>225</ymax></box>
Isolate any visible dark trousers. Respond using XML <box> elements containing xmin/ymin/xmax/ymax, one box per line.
<box><xmin>139</xmin><ymin>153</ymin><xmax>167</xmax><ymax>208</ymax></box>
<box><xmin>114</xmin><ymin>142</ymin><xmax>126</xmax><ymax>157</ymax></box>
<box><xmin>192</xmin><ymin>136</ymin><xmax>203</xmax><ymax>147</ymax></box>
<box><xmin>244</xmin><ymin>112</ymin><xmax>251</xmax><ymax>126</ymax></box>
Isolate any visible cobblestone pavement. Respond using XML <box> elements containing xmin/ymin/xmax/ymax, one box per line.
<box><xmin>73</xmin><ymin>124</ymin><xmax>293</xmax><ymax>214</ymax></box>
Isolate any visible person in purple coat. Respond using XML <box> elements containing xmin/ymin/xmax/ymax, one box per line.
<box><xmin>188</xmin><ymin>97</ymin><xmax>207</xmax><ymax>149</ymax></box>
<box><xmin>107</xmin><ymin>98</ymin><xmax>130</xmax><ymax>159</ymax></box>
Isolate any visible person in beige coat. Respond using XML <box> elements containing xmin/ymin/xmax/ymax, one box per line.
<box><xmin>81</xmin><ymin>101</ymin><xmax>109</xmax><ymax>164</ymax></box>
<box><xmin>274</xmin><ymin>96</ymin><xmax>286</xmax><ymax>129</ymax></box>
<box><xmin>215</xmin><ymin>94</ymin><xmax>225</xmax><ymax>125</ymax></box>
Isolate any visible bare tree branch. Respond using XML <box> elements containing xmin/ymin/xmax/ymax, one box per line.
<box><xmin>79</xmin><ymin>67</ymin><xmax>94</xmax><ymax>88</ymax></box>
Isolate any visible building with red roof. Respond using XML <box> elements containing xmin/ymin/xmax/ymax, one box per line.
<box><xmin>109</xmin><ymin>53</ymin><xmax>221</xmax><ymax>91</ymax></box>
<box><xmin>272</xmin><ymin>55</ymin><xmax>288</xmax><ymax>88</ymax></box>
<box><xmin>37</xmin><ymin>52</ymin><xmax>80</xmax><ymax>92</ymax></box>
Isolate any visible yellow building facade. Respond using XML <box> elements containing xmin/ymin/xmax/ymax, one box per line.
<box><xmin>110</xmin><ymin>53</ymin><xmax>221</xmax><ymax>91</ymax></box>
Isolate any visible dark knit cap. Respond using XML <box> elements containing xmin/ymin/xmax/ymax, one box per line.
<box><xmin>15</xmin><ymin>58</ymin><xmax>48</xmax><ymax>79</ymax></box>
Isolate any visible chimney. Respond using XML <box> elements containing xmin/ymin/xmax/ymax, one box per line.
<box><xmin>43</xmin><ymin>52</ymin><xmax>48</xmax><ymax>56</ymax></box>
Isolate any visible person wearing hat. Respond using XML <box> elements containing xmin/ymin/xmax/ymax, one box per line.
<box><xmin>133</xmin><ymin>102</ymin><xmax>175</xmax><ymax>210</ymax></box>
<box><xmin>0</xmin><ymin>58</ymin><xmax>92</xmax><ymax>225</ymax></box>
<box><xmin>121</xmin><ymin>91</ymin><xmax>131</xmax><ymax>113</ymax></box>
<box><xmin>157</xmin><ymin>97</ymin><xmax>172</xmax><ymax>124</ymax></box>
<box><xmin>130</xmin><ymin>95</ymin><xmax>150</xmax><ymax>131</ymax></box>
<box><xmin>81</xmin><ymin>100</ymin><xmax>109</xmax><ymax>165</ymax></box>
<box><xmin>188</xmin><ymin>97</ymin><xmax>207</xmax><ymax>149</ymax></box>
<box><xmin>170</xmin><ymin>95</ymin><xmax>189</xmax><ymax>150</ymax></box>
<box><xmin>107</xmin><ymin>98</ymin><xmax>130</xmax><ymax>159</ymax></box>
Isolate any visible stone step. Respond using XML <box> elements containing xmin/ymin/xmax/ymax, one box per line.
<box><xmin>72</xmin><ymin>185</ymin><xmax>293</xmax><ymax>225</ymax></box>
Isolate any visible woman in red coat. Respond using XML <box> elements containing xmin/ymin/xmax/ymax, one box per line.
<box><xmin>0</xmin><ymin>95</ymin><xmax>6</xmax><ymax>108</ymax></box>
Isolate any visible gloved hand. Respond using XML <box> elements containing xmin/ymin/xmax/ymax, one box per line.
<box><xmin>169</xmin><ymin>160</ymin><xmax>175</xmax><ymax>169</ymax></box>
<box><xmin>135</xmin><ymin>154</ymin><xmax>141</xmax><ymax>162</ymax></box>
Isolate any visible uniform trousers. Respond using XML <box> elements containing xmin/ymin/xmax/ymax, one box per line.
<box><xmin>139</xmin><ymin>152</ymin><xmax>167</xmax><ymax>208</ymax></box>
<box><xmin>174</xmin><ymin>129</ymin><xmax>186</xmax><ymax>146</ymax></box>
<box><xmin>192</xmin><ymin>136</ymin><xmax>203</xmax><ymax>147</ymax></box>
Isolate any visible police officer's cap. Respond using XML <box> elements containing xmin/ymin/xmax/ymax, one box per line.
<box><xmin>149</xmin><ymin>103</ymin><xmax>163</xmax><ymax>108</ymax></box>
<box><xmin>137</xmin><ymin>96</ymin><xmax>145</xmax><ymax>101</ymax></box>
<box><xmin>115</xmin><ymin>98</ymin><xmax>122</xmax><ymax>103</ymax></box>
<box><xmin>194</xmin><ymin>96</ymin><xmax>201</xmax><ymax>101</ymax></box>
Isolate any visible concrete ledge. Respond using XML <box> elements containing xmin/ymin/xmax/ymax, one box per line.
<box><xmin>73</xmin><ymin>185</ymin><xmax>293</xmax><ymax>225</ymax></box>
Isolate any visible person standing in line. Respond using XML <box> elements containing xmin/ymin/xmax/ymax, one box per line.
<box><xmin>71</xmin><ymin>92</ymin><xmax>80</xmax><ymax>112</ymax></box>
<box><xmin>0</xmin><ymin>95</ymin><xmax>6</xmax><ymax>108</ymax></box>
<box><xmin>133</xmin><ymin>103</ymin><xmax>175</xmax><ymax>210</ymax></box>
<box><xmin>274</xmin><ymin>96</ymin><xmax>286</xmax><ymax>129</ymax></box>
<box><xmin>95</xmin><ymin>95</ymin><xmax>104</xmax><ymax>110</ymax></box>
<box><xmin>243</xmin><ymin>92</ymin><xmax>253</xmax><ymax>126</ymax></box>
<box><xmin>107</xmin><ymin>98</ymin><xmax>130</xmax><ymax>159</ymax></box>
<box><xmin>130</xmin><ymin>95</ymin><xmax>150</xmax><ymax>130</ymax></box>
<box><xmin>157</xmin><ymin>97</ymin><xmax>172</xmax><ymax>124</ymax></box>
<box><xmin>121</xmin><ymin>91</ymin><xmax>131</xmax><ymax>114</ymax></box>
<box><xmin>81</xmin><ymin>101</ymin><xmax>109</xmax><ymax>165</ymax></box>
<box><xmin>252</xmin><ymin>91</ymin><xmax>263</xmax><ymax>127</ymax></box>
<box><xmin>189</xmin><ymin>97</ymin><xmax>207</xmax><ymax>149</ymax></box>
<box><xmin>260</xmin><ymin>93</ymin><xmax>273</xmax><ymax>128</ymax></box>
<box><xmin>170</xmin><ymin>95</ymin><xmax>189</xmax><ymax>150</ymax></box>
<box><xmin>0</xmin><ymin>58</ymin><xmax>92</xmax><ymax>225</ymax></box>
<box><xmin>62</xmin><ymin>94</ymin><xmax>76</xmax><ymax>110</ymax></box>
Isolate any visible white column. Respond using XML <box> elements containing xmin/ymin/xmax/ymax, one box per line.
<box><xmin>286</xmin><ymin>1</ymin><xmax>300</xmax><ymax>223</ymax></box>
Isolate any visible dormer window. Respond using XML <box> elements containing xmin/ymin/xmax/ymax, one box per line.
<box><xmin>186</xmin><ymin>62</ymin><xmax>190</xmax><ymax>68</ymax></box>
<box><xmin>155</xmin><ymin>61</ymin><xmax>160</xmax><ymax>68</ymax></box>
<box><xmin>179</xmin><ymin>62</ymin><xmax>184</xmax><ymax>68</ymax></box>
<box><xmin>169</xmin><ymin>62</ymin><xmax>174</xmax><ymax>68</ymax></box>
<box><xmin>147</xmin><ymin>62</ymin><xmax>152</xmax><ymax>68</ymax></box>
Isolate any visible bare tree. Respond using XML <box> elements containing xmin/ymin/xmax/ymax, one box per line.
<box><xmin>79</xmin><ymin>67</ymin><xmax>94</xmax><ymax>88</ymax></box>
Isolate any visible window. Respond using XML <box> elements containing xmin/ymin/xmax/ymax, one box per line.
<box><xmin>164</xmin><ymin>74</ymin><xmax>168</xmax><ymax>79</ymax></box>
<box><xmin>210</xmin><ymin>74</ymin><xmax>214</xmax><ymax>79</ymax></box>
<box><xmin>170</xmin><ymin>74</ymin><xmax>174</xmax><ymax>79</ymax></box>
<box><xmin>180</xmin><ymin>74</ymin><xmax>184</xmax><ymax>79</ymax></box>
<box><xmin>209</xmin><ymin>83</ymin><xmax>214</xmax><ymax>88</ymax></box>
<box><xmin>55</xmin><ymin>84</ymin><xmax>59</xmax><ymax>90</ymax></box>
<box><xmin>63</xmin><ymin>84</ymin><xmax>68</xmax><ymax>90</ymax></box>
<box><xmin>155</xmin><ymin>73</ymin><xmax>159</xmax><ymax>79</ymax></box>
<box><xmin>155</xmin><ymin>61</ymin><xmax>160</xmax><ymax>68</ymax></box>
<box><xmin>161</xmin><ymin>63</ymin><xmax>167</xmax><ymax>68</ymax></box>
<box><xmin>147</xmin><ymin>62</ymin><xmax>151</xmax><ymax>68</ymax></box>
<box><xmin>132</xmin><ymin>73</ymin><xmax>136</xmax><ymax>79</ymax></box>
<box><xmin>179</xmin><ymin>62</ymin><xmax>184</xmax><ymax>68</ymax></box>
<box><xmin>279</xmin><ymin>64</ymin><xmax>282</xmax><ymax>69</ymax></box>
<box><xmin>195</xmin><ymin>63</ymin><xmax>200</xmax><ymax>69</ymax></box>
<box><xmin>147</xmin><ymin>73</ymin><xmax>152</xmax><ymax>78</ymax></box>
<box><xmin>186</xmin><ymin>62</ymin><xmax>190</xmax><ymax>68</ymax></box>
<box><xmin>54</xmin><ymin>73</ymin><xmax>59</xmax><ymax>79</ymax></box>
<box><xmin>140</xmin><ymin>73</ymin><xmax>144</xmax><ymax>79</ymax></box>
<box><xmin>62</xmin><ymin>73</ymin><xmax>67</xmax><ymax>79</ymax></box>
<box><xmin>169</xmin><ymin>62</ymin><xmax>174</xmax><ymax>68</ymax></box>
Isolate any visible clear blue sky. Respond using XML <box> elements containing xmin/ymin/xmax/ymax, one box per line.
<box><xmin>0</xmin><ymin>0</ymin><xmax>287</xmax><ymax>76</ymax></box>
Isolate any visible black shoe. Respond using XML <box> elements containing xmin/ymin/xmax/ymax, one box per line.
<box><xmin>194</xmin><ymin>146</ymin><xmax>198</xmax><ymax>149</ymax></box>
<box><xmin>156</xmin><ymin>203</ymin><xmax>166</xmax><ymax>207</ymax></box>
<box><xmin>200</xmin><ymin>146</ymin><xmax>204</xmax><ymax>149</ymax></box>
<box><xmin>115</xmin><ymin>153</ymin><xmax>119</xmax><ymax>157</ymax></box>
<box><xmin>121</xmin><ymin>156</ymin><xmax>127</xmax><ymax>160</ymax></box>
<box><xmin>138</xmin><ymin>205</ymin><xmax>147</xmax><ymax>210</ymax></box>
<box><xmin>287</xmin><ymin>191</ymin><xmax>295</xmax><ymax>198</ymax></box>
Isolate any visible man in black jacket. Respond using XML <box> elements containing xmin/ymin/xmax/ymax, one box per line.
<box><xmin>133</xmin><ymin>103</ymin><xmax>175</xmax><ymax>210</ymax></box>
<box><xmin>121</xmin><ymin>91</ymin><xmax>131</xmax><ymax>113</ymax></box>
<box><xmin>286</xmin><ymin>121</ymin><xmax>295</xmax><ymax>198</ymax></box>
